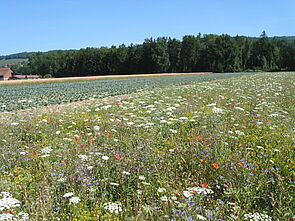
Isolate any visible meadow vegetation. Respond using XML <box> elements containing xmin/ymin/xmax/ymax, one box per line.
<box><xmin>0</xmin><ymin>72</ymin><xmax>294</xmax><ymax>220</ymax></box>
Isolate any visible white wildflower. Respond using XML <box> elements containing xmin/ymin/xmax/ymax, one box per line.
<box><xmin>69</xmin><ymin>197</ymin><xmax>80</xmax><ymax>204</ymax></box>
<box><xmin>102</xmin><ymin>156</ymin><xmax>109</xmax><ymax>160</ymax></box>
<box><xmin>78</xmin><ymin>155</ymin><xmax>88</xmax><ymax>161</ymax></box>
<box><xmin>212</xmin><ymin>107</ymin><xmax>223</xmax><ymax>114</ymax></box>
<box><xmin>138</xmin><ymin>175</ymin><xmax>146</xmax><ymax>180</ymax></box>
<box><xmin>169</xmin><ymin>129</ymin><xmax>178</xmax><ymax>134</ymax></box>
<box><xmin>188</xmin><ymin>187</ymin><xmax>214</xmax><ymax>195</ymax></box>
<box><xmin>63</xmin><ymin>192</ymin><xmax>74</xmax><ymax>198</ymax></box>
<box><xmin>104</xmin><ymin>202</ymin><xmax>122</xmax><ymax>214</ymax></box>
<box><xmin>183</xmin><ymin>191</ymin><xmax>193</xmax><ymax>198</ymax></box>
<box><xmin>41</xmin><ymin>147</ymin><xmax>53</xmax><ymax>154</ymax></box>
<box><xmin>0</xmin><ymin>213</ymin><xmax>14</xmax><ymax>220</ymax></box>
<box><xmin>110</xmin><ymin>182</ymin><xmax>119</xmax><ymax>186</ymax></box>
<box><xmin>0</xmin><ymin>193</ymin><xmax>20</xmax><ymax>211</ymax></box>
<box><xmin>235</xmin><ymin>130</ymin><xmax>245</xmax><ymax>136</ymax></box>
<box><xmin>18</xmin><ymin>211</ymin><xmax>30</xmax><ymax>220</ymax></box>
<box><xmin>160</xmin><ymin>196</ymin><xmax>169</xmax><ymax>202</ymax></box>
<box><xmin>234</xmin><ymin>107</ymin><xmax>244</xmax><ymax>111</ymax></box>
<box><xmin>157</xmin><ymin>188</ymin><xmax>166</xmax><ymax>193</ymax></box>
<box><xmin>196</xmin><ymin>214</ymin><xmax>207</xmax><ymax>220</ymax></box>
<box><xmin>171</xmin><ymin>196</ymin><xmax>177</xmax><ymax>201</ymax></box>
<box><xmin>244</xmin><ymin>212</ymin><xmax>272</xmax><ymax>221</ymax></box>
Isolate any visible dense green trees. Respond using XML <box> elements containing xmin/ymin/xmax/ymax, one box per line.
<box><xmin>11</xmin><ymin>32</ymin><xmax>295</xmax><ymax>77</ymax></box>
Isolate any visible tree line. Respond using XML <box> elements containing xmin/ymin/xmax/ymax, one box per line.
<box><xmin>12</xmin><ymin>32</ymin><xmax>295</xmax><ymax>77</ymax></box>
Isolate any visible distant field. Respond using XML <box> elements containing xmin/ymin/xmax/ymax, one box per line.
<box><xmin>0</xmin><ymin>72</ymin><xmax>212</xmax><ymax>86</ymax></box>
<box><xmin>0</xmin><ymin>58</ymin><xmax>28</xmax><ymax>66</ymax></box>
<box><xmin>0</xmin><ymin>72</ymin><xmax>254</xmax><ymax>112</ymax></box>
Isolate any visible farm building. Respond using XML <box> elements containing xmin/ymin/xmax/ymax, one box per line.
<box><xmin>0</xmin><ymin>68</ymin><xmax>39</xmax><ymax>80</ymax></box>
<box><xmin>12</xmin><ymin>74</ymin><xmax>40</xmax><ymax>80</ymax></box>
<box><xmin>0</xmin><ymin>68</ymin><xmax>14</xmax><ymax>80</ymax></box>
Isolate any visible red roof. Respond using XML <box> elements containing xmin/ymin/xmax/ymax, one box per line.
<box><xmin>13</xmin><ymin>75</ymin><xmax>39</xmax><ymax>78</ymax></box>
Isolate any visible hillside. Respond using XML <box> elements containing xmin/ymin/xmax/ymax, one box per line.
<box><xmin>0</xmin><ymin>58</ymin><xmax>28</xmax><ymax>67</ymax></box>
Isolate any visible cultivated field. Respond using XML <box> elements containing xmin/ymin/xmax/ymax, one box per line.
<box><xmin>0</xmin><ymin>72</ymin><xmax>252</xmax><ymax>112</ymax></box>
<box><xmin>0</xmin><ymin>72</ymin><xmax>213</xmax><ymax>86</ymax></box>
<box><xmin>0</xmin><ymin>72</ymin><xmax>294</xmax><ymax>220</ymax></box>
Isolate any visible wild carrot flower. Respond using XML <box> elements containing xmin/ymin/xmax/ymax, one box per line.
<box><xmin>63</xmin><ymin>192</ymin><xmax>74</xmax><ymax>198</ymax></box>
<box><xmin>157</xmin><ymin>188</ymin><xmax>166</xmax><ymax>193</ymax></box>
<box><xmin>69</xmin><ymin>197</ymin><xmax>80</xmax><ymax>204</ymax></box>
<box><xmin>104</xmin><ymin>202</ymin><xmax>122</xmax><ymax>214</ymax></box>
<box><xmin>93</xmin><ymin>126</ymin><xmax>100</xmax><ymax>131</ymax></box>
<box><xmin>102</xmin><ymin>156</ymin><xmax>109</xmax><ymax>160</ymax></box>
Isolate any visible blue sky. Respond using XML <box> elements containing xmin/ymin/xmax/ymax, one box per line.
<box><xmin>1</xmin><ymin>0</ymin><xmax>294</xmax><ymax>55</ymax></box>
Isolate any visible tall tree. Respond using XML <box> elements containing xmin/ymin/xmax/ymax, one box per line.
<box><xmin>180</xmin><ymin>35</ymin><xmax>202</xmax><ymax>72</ymax></box>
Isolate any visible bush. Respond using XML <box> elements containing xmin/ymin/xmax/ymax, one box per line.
<box><xmin>43</xmin><ymin>74</ymin><xmax>53</xmax><ymax>78</ymax></box>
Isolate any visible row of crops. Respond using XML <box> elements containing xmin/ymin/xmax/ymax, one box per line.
<box><xmin>0</xmin><ymin>73</ymin><xmax>256</xmax><ymax>112</ymax></box>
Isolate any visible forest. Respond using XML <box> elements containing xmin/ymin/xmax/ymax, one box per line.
<box><xmin>11</xmin><ymin>32</ymin><xmax>295</xmax><ymax>77</ymax></box>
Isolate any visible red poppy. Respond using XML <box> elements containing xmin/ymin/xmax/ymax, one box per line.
<box><xmin>202</xmin><ymin>183</ymin><xmax>208</xmax><ymax>188</ymax></box>
<box><xmin>114</xmin><ymin>154</ymin><xmax>122</xmax><ymax>160</ymax></box>
<box><xmin>237</xmin><ymin>162</ymin><xmax>244</xmax><ymax>167</ymax></box>
<box><xmin>197</xmin><ymin>136</ymin><xmax>203</xmax><ymax>141</ymax></box>
<box><xmin>200</xmin><ymin>158</ymin><xmax>206</xmax><ymax>162</ymax></box>
<box><xmin>212</xmin><ymin>163</ymin><xmax>219</xmax><ymax>169</ymax></box>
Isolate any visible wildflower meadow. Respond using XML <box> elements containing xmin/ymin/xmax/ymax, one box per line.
<box><xmin>0</xmin><ymin>72</ymin><xmax>294</xmax><ymax>220</ymax></box>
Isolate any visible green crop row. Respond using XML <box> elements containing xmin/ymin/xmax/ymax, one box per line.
<box><xmin>0</xmin><ymin>73</ymin><xmax>255</xmax><ymax>112</ymax></box>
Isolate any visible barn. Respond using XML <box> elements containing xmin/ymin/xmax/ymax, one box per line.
<box><xmin>0</xmin><ymin>68</ymin><xmax>14</xmax><ymax>80</ymax></box>
<box><xmin>0</xmin><ymin>68</ymin><xmax>39</xmax><ymax>80</ymax></box>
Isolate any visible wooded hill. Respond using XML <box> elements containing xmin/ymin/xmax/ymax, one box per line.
<box><xmin>6</xmin><ymin>32</ymin><xmax>295</xmax><ymax>77</ymax></box>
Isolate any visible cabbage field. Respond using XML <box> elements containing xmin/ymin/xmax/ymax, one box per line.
<box><xmin>0</xmin><ymin>73</ymin><xmax>254</xmax><ymax>112</ymax></box>
<box><xmin>0</xmin><ymin>72</ymin><xmax>294</xmax><ymax>220</ymax></box>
